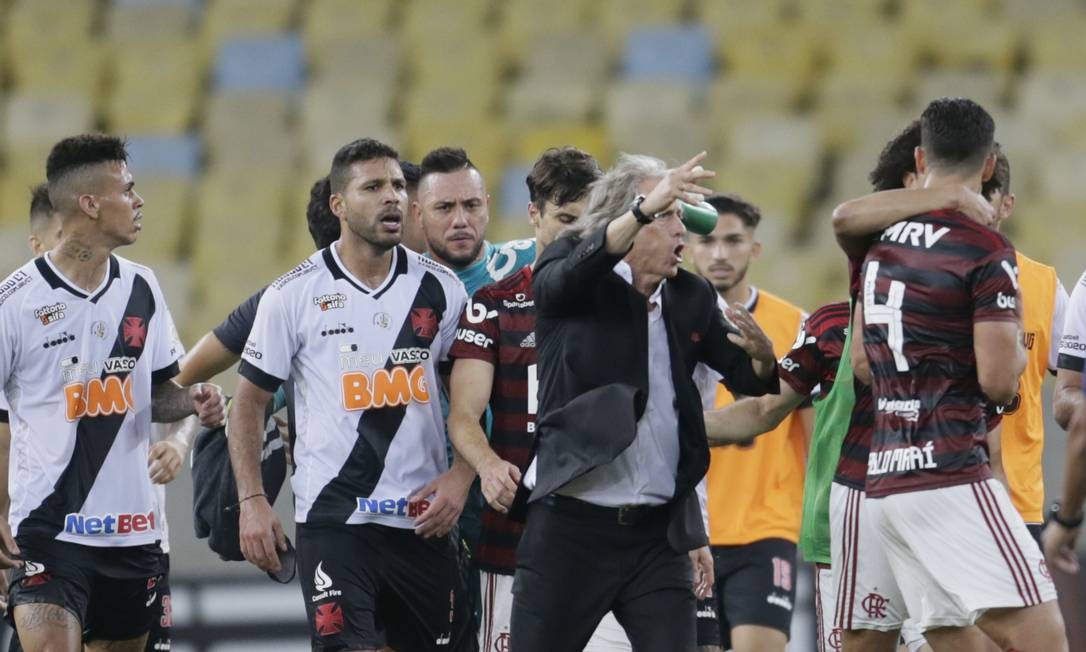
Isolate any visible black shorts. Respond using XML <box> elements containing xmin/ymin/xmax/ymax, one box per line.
<box><xmin>144</xmin><ymin>554</ymin><xmax>172</xmax><ymax>652</ymax></box>
<box><xmin>297</xmin><ymin>523</ymin><xmax>472</xmax><ymax>652</ymax></box>
<box><xmin>6</xmin><ymin>536</ymin><xmax>165</xmax><ymax>643</ymax></box>
<box><xmin>697</xmin><ymin>538</ymin><xmax>798</xmax><ymax>648</ymax></box>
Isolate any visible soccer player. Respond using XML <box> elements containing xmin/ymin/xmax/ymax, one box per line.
<box><xmin>0</xmin><ymin>134</ymin><xmax>223</xmax><ymax>652</ymax></box>
<box><xmin>400</xmin><ymin>160</ymin><xmax>427</xmax><ymax>254</ymax></box>
<box><xmin>229</xmin><ymin>138</ymin><xmax>472</xmax><ymax>651</ymax></box>
<box><xmin>688</xmin><ymin>194</ymin><xmax>810</xmax><ymax>652</ymax></box>
<box><xmin>27</xmin><ymin>182</ymin><xmax>62</xmax><ymax>257</ymax></box>
<box><xmin>413</xmin><ymin>147</ymin><xmax>536</xmax><ymax>297</ymax></box>
<box><xmin>1042</xmin><ymin>359</ymin><xmax>1086</xmax><ymax>573</ymax></box>
<box><xmin>446</xmin><ymin>147</ymin><xmax>639</xmax><ymax>651</ymax></box>
<box><xmin>856</xmin><ymin>98</ymin><xmax>1064</xmax><ymax>650</ymax></box>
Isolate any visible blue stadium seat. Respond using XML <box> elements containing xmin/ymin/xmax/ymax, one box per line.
<box><xmin>125</xmin><ymin>134</ymin><xmax>202</xmax><ymax>178</ymax></box>
<box><xmin>499</xmin><ymin>165</ymin><xmax>532</xmax><ymax>222</ymax></box>
<box><xmin>622</xmin><ymin>24</ymin><xmax>714</xmax><ymax>82</ymax></box>
<box><xmin>214</xmin><ymin>34</ymin><xmax>305</xmax><ymax>92</ymax></box>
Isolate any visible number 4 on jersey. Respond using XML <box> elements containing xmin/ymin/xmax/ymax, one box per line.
<box><xmin>863</xmin><ymin>262</ymin><xmax>909</xmax><ymax>372</ymax></box>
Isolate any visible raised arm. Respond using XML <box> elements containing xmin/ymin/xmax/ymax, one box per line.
<box><xmin>832</xmin><ymin>185</ymin><xmax>994</xmax><ymax>258</ymax></box>
<box><xmin>704</xmin><ymin>385</ymin><xmax>807</xmax><ymax>446</ymax></box>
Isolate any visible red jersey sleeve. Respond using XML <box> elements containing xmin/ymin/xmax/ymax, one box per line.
<box><xmin>448</xmin><ymin>290</ymin><xmax>500</xmax><ymax>364</ymax></box>
<box><xmin>779</xmin><ymin>303</ymin><xmax>849</xmax><ymax>398</ymax></box>
<box><xmin>971</xmin><ymin>240</ymin><xmax>1021</xmax><ymax>324</ymax></box>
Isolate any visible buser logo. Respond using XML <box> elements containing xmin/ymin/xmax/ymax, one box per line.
<box><xmin>64</xmin><ymin>376</ymin><xmax>135</xmax><ymax>421</ymax></box>
<box><xmin>341</xmin><ymin>366</ymin><xmax>430</xmax><ymax>411</ymax></box>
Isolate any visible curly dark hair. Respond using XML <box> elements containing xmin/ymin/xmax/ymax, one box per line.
<box><xmin>526</xmin><ymin>147</ymin><xmax>601</xmax><ymax>212</ymax></box>
<box><xmin>868</xmin><ymin>120</ymin><xmax>921</xmax><ymax>192</ymax></box>
<box><xmin>305</xmin><ymin>176</ymin><xmax>340</xmax><ymax>249</ymax></box>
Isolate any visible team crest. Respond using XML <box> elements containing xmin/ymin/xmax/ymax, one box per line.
<box><xmin>123</xmin><ymin>317</ymin><xmax>147</xmax><ymax>348</ymax></box>
<box><xmin>411</xmin><ymin>308</ymin><xmax>438</xmax><ymax>340</ymax></box>
<box><xmin>314</xmin><ymin>601</ymin><xmax>344</xmax><ymax>636</ymax></box>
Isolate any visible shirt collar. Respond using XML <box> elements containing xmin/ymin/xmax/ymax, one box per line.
<box><xmin>614</xmin><ymin>260</ymin><xmax>666</xmax><ymax>304</ymax></box>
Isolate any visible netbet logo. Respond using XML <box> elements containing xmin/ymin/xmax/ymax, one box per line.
<box><xmin>356</xmin><ymin>496</ymin><xmax>431</xmax><ymax>517</ymax></box>
<box><xmin>341</xmin><ymin>366</ymin><xmax>430</xmax><ymax>411</ymax></box>
<box><xmin>64</xmin><ymin>510</ymin><xmax>156</xmax><ymax>536</ymax></box>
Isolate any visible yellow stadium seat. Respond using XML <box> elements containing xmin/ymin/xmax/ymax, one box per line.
<box><xmin>902</xmin><ymin>4</ymin><xmax>1018</xmax><ymax>71</ymax></box>
<box><xmin>202</xmin><ymin>0</ymin><xmax>295</xmax><ymax>45</ymax></box>
<box><xmin>1025</xmin><ymin>19</ymin><xmax>1086</xmax><ymax>72</ymax></box>
<box><xmin>302</xmin><ymin>0</ymin><xmax>395</xmax><ymax>43</ymax></box>
<box><xmin>820</xmin><ymin>24</ymin><xmax>917</xmax><ymax>80</ymax></box>
<box><xmin>506</xmin><ymin>78</ymin><xmax>597</xmax><ymax>129</ymax></box>
<box><xmin>203</xmin><ymin>92</ymin><xmax>297</xmax><ymax>171</ymax></box>
<box><xmin>1035</xmin><ymin>151</ymin><xmax>1086</xmax><ymax>203</ymax></box>
<box><xmin>499</xmin><ymin>0</ymin><xmax>591</xmax><ymax>64</ymax></box>
<box><xmin>106</xmin><ymin>39</ymin><xmax>204</xmax><ymax>133</ymax></box>
<box><xmin>911</xmin><ymin>70</ymin><xmax>1008</xmax><ymax>114</ymax></box>
<box><xmin>797</xmin><ymin>0</ymin><xmax>887</xmax><ymax>28</ymax></box>
<box><xmin>1018</xmin><ymin>73</ymin><xmax>1086</xmax><ymax>128</ymax></box>
<box><xmin>1003</xmin><ymin>0</ymin><xmax>1083</xmax><ymax>24</ymax></box>
<box><xmin>409</xmin><ymin>33</ymin><xmax>502</xmax><ymax>88</ymax></box>
<box><xmin>0</xmin><ymin>172</ymin><xmax>40</xmax><ymax>226</ymax></box>
<box><xmin>722</xmin><ymin>24</ymin><xmax>818</xmax><ymax>87</ymax></box>
<box><xmin>721</xmin><ymin>115</ymin><xmax>821</xmax><ymax>170</ymax></box>
<box><xmin>512</xmin><ymin>123</ymin><xmax>612</xmax><ymax>167</ymax></box>
<box><xmin>3</xmin><ymin>0</ymin><xmax>97</xmax><ymax>55</ymax></box>
<box><xmin>8</xmin><ymin>40</ymin><xmax>106</xmax><ymax>99</ymax></box>
<box><xmin>105</xmin><ymin>2</ymin><xmax>197</xmax><ymax>40</ymax></box>
<box><xmin>402</xmin><ymin>0</ymin><xmax>492</xmax><ymax>52</ymax></box>
<box><xmin>815</xmin><ymin>72</ymin><xmax>909</xmax><ymax>151</ymax></box>
<box><xmin>518</xmin><ymin>32</ymin><xmax>609</xmax><ymax>82</ymax></box>
<box><xmin>124</xmin><ymin>178</ymin><xmax>195</xmax><ymax>263</ymax></box>
<box><xmin>403</xmin><ymin>79</ymin><xmax>497</xmax><ymax>137</ymax></box>
<box><xmin>713</xmin><ymin>159</ymin><xmax>814</xmax><ymax>225</ymax></box>
<box><xmin>306</xmin><ymin>37</ymin><xmax>401</xmax><ymax>86</ymax></box>
<box><xmin>298</xmin><ymin>83</ymin><xmax>399</xmax><ymax>175</ymax></box>
<box><xmin>3</xmin><ymin>93</ymin><xmax>93</xmax><ymax>151</ymax></box>
<box><xmin>694</xmin><ymin>0</ymin><xmax>784</xmax><ymax>36</ymax></box>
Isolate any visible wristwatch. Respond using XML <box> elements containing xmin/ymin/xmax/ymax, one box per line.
<box><xmin>631</xmin><ymin>194</ymin><xmax>653</xmax><ymax>225</ymax></box>
<box><xmin>1049</xmin><ymin>501</ymin><xmax>1084</xmax><ymax>528</ymax></box>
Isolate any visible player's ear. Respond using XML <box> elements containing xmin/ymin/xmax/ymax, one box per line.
<box><xmin>751</xmin><ymin>239</ymin><xmax>762</xmax><ymax>261</ymax></box>
<box><xmin>329</xmin><ymin>192</ymin><xmax>346</xmax><ymax>220</ymax></box>
<box><xmin>914</xmin><ymin>146</ymin><xmax>927</xmax><ymax>177</ymax></box>
<box><xmin>78</xmin><ymin>193</ymin><xmax>99</xmax><ymax>219</ymax></box>
<box><xmin>1001</xmin><ymin>193</ymin><xmax>1015</xmax><ymax>221</ymax></box>
<box><xmin>981</xmin><ymin>153</ymin><xmax>997</xmax><ymax>183</ymax></box>
<box><xmin>27</xmin><ymin>234</ymin><xmax>41</xmax><ymax>257</ymax></box>
<box><xmin>527</xmin><ymin>201</ymin><xmax>540</xmax><ymax>228</ymax></box>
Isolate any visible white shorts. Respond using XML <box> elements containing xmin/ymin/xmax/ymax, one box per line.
<box><xmin>813</xmin><ymin>564</ymin><xmax>842</xmax><ymax>652</ymax></box>
<box><xmin>866</xmin><ymin>478</ymin><xmax>1058</xmax><ymax>630</ymax></box>
<box><xmin>830</xmin><ymin>482</ymin><xmax>908</xmax><ymax>631</ymax></box>
<box><xmin>480</xmin><ymin>571</ymin><xmax>631</xmax><ymax>651</ymax></box>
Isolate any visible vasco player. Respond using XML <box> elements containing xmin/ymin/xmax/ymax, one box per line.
<box><xmin>229</xmin><ymin>138</ymin><xmax>472</xmax><ymax>651</ymax></box>
<box><xmin>445</xmin><ymin>147</ymin><xmax>638</xmax><ymax>652</ymax></box>
<box><xmin>855</xmin><ymin>99</ymin><xmax>1064</xmax><ymax>650</ymax></box>
<box><xmin>688</xmin><ymin>193</ymin><xmax>810</xmax><ymax>652</ymax></box>
<box><xmin>0</xmin><ymin>134</ymin><xmax>224</xmax><ymax>652</ymax></box>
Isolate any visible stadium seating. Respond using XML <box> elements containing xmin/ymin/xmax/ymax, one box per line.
<box><xmin>0</xmin><ymin>0</ymin><xmax>1082</xmax><ymax>337</ymax></box>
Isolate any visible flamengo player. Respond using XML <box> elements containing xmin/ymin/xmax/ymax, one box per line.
<box><xmin>445</xmin><ymin>147</ymin><xmax>637</xmax><ymax>651</ymax></box>
<box><xmin>0</xmin><ymin>135</ymin><xmax>223</xmax><ymax>652</ymax></box>
<box><xmin>856</xmin><ymin>99</ymin><xmax>1064</xmax><ymax>650</ymax></box>
<box><xmin>229</xmin><ymin>138</ymin><xmax>472</xmax><ymax>651</ymax></box>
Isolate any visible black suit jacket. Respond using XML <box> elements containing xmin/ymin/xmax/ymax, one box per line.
<box><xmin>528</xmin><ymin>227</ymin><xmax>779</xmax><ymax>552</ymax></box>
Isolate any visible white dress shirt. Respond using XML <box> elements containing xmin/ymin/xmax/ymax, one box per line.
<box><xmin>554</xmin><ymin>261</ymin><xmax>681</xmax><ymax>507</ymax></box>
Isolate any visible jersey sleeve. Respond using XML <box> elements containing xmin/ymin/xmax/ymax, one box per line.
<box><xmin>0</xmin><ymin>303</ymin><xmax>14</xmax><ymax>392</ymax></box>
<box><xmin>780</xmin><ymin>319</ymin><xmax>826</xmax><ymax>397</ymax></box>
<box><xmin>238</xmin><ymin>286</ymin><xmax>298</xmax><ymax>393</ymax></box>
<box><xmin>1050</xmin><ymin>279</ymin><xmax>1070</xmax><ymax>372</ymax></box>
<box><xmin>437</xmin><ymin>278</ymin><xmax>470</xmax><ymax>363</ymax></box>
<box><xmin>212</xmin><ymin>288</ymin><xmax>265</xmax><ymax>356</ymax></box>
<box><xmin>971</xmin><ymin>244</ymin><xmax>1021</xmax><ymax>323</ymax></box>
<box><xmin>147</xmin><ymin>273</ymin><xmax>185</xmax><ymax>385</ymax></box>
<box><xmin>1058</xmin><ymin>269</ymin><xmax>1086</xmax><ymax>373</ymax></box>
<box><xmin>448</xmin><ymin>289</ymin><xmax>500</xmax><ymax>365</ymax></box>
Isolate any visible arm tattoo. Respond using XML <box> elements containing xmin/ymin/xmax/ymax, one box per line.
<box><xmin>15</xmin><ymin>602</ymin><xmax>80</xmax><ymax>632</ymax></box>
<box><xmin>151</xmin><ymin>380</ymin><xmax>194</xmax><ymax>423</ymax></box>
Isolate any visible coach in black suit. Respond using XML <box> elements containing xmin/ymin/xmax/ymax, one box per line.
<box><xmin>510</xmin><ymin>152</ymin><xmax>779</xmax><ymax>651</ymax></box>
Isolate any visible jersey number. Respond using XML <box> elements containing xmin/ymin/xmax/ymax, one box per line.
<box><xmin>528</xmin><ymin>363</ymin><xmax>538</xmax><ymax>416</ymax></box>
<box><xmin>863</xmin><ymin>262</ymin><xmax>909</xmax><ymax>372</ymax></box>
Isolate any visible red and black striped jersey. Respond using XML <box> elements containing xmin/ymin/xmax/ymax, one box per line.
<box><xmin>779</xmin><ymin>301</ymin><xmax>873</xmax><ymax>490</ymax></box>
<box><xmin>861</xmin><ymin>211</ymin><xmax>1021</xmax><ymax>497</ymax></box>
<box><xmin>447</xmin><ymin>265</ymin><xmax>536</xmax><ymax>575</ymax></box>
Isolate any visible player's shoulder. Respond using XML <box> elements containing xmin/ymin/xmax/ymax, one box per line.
<box><xmin>482</xmin><ymin>265</ymin><xmax>532</xmax><ymax>298</ymax></box>
<box><xmin>406</xmin><ymin>246</ymin><xmax>463</xmax><ymax>286</ymax></box>
<box><xmin>268</xmin><ymin>250</ymin><xmax>325</xmax><ymax>292</ymax></box>
<box><xmin>934</xmin><ymin>210</ymin><xmax>1012</xmax><ymax>251</ymax></box>
<box><xmin>806</xmin><ymin>301</ymin><xmax>851</xmax><ymax>333</ymax></box>
<box><xmin>0</xmin><ymin>258</ymin><xmax>41</xmax><ymax>310</ymax></box>
<box><xmin>111</xmin><ymin>253</ymin><xmax>166</xmax><ymax>290</ymax></box>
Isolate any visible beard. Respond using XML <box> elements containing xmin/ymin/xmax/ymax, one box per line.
<box><xmin>345</xmin><ymin>212</ymin><xmax>400</xmax><ymax>252</ymax></box>
<box><xmin>429</xmin><ymin>236</ymin><xmax>485</xmax><ymax>268</ymax></box>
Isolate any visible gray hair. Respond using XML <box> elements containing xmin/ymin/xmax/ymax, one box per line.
<box><xmin>568</xmin><ymin>153</ymin><xmax>667</xmax><ymax>237</ymax></box>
